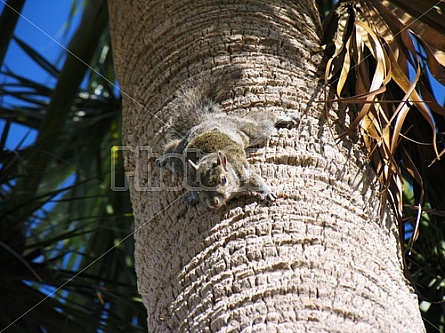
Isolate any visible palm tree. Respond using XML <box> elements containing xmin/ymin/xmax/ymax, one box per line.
<box><xmin>2</xmin><ymin>0</ymin><xmax>445</xmax><ymax>332</ymax></box>
<box><xmin>107</xmin><ymin>0</ymin><xmax>445</xmax><ymax>331</ymax></box>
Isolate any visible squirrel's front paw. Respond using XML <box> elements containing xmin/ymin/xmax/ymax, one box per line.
<box><xmin>265</xmin><ymin>191</ymin><xmax>277</xmax><ymax>202</ymax></box>
<box><xmin>255</xmin><ymin>189</ymin><xmax>277</xmax><ymax>203</ymax></box>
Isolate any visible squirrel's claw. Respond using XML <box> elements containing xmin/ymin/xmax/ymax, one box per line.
<box><xmin>254</xmin><ymin>189</ymin><xmax>277</xmax><ymax>202</ymax></box>
<box><xmin>275</xmin><ymin>113</ymin><xmax>300</xmax><ymax>129</ymax></box>
<box><xmin>265</xmin><ymin>191</ymin><xmax>278</xmax><ymax>202</ymax></box>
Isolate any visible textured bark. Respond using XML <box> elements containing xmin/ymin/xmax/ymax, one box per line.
<box><xmin>108</xmin><ymin>0</ymin><xmax>425</xmax><ymax>332</ymax></box>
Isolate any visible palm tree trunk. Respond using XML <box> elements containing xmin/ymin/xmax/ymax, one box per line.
<box><xmin>108</xmin><ymin>0</ymin><xmax>425</xmax><ymax>331</ymax></box>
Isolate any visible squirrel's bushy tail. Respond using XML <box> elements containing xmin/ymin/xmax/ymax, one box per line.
<box><xmin>167</xmin><ymin>67</ymin><xmax>242</xmax><ymax>139</ymax></box>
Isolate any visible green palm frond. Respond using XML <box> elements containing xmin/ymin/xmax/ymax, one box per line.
<box><xmin>0</xmin><ymin>0</ymin><xmax>145</xmax><ymax>332</ymax></box>
<box><xmin>0</xmin><ymin>0</ymin><xmax>25</xmax><ymax>65</ymax></box>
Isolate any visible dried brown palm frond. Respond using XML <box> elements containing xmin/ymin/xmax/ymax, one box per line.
<box><xmin>323</xmin><ymin>0</ymin><xmax>445</xmax><ymax>250</ymax></box>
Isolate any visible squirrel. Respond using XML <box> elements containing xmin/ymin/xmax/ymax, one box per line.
<box><xmin>158</xmin><ymin>68</ymin><xmax>299</xmax><ymax>209</ymax></box>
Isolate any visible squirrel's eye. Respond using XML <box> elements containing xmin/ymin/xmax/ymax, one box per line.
<box><xmin>221</xmin><ymin>175</ymin><xmax>227</xmax><ymax>185</ymax></box>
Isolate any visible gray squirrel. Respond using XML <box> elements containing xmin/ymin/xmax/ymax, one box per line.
<box><xmin>159</xmin><ymin>68</ymin><xmax>298</xmax><ymax>209</ymax></box>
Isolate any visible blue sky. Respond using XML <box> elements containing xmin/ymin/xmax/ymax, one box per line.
<box><xmin>0</xmin><ymin>0</ymin><xmax>82</xmax><ymax>149</ymax></box>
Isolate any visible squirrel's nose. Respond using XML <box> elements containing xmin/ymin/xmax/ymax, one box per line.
<box><xmin>209</xmin><ymin>197</ymin><xmax>220</xmax><ymax>208</ymax></box>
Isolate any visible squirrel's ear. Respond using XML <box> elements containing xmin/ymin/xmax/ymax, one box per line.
<box><xmin>217</xmin><ymin>151</ymin><xmax>227</xmax><ymax>168</ymax></box>
<box><xmin>188</xmin><ymin>160</ymin><xmax>198</xmax><ymax>171</ymax></box>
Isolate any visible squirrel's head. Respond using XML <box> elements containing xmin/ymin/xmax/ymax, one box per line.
<box><xmin>188</xmin><ymin>151</ymin><xmax>236</xmax><ymax>209</ymax></box>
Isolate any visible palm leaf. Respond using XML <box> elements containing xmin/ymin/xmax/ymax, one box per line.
<box><xmin>0</xmin><ymin>0</ymin><xmax>145</xmax><ymax>331</ymax></box>
<box><xmin>0</xmin><ymin>0</ymin><xmax>25</xmax><ymax>65</ymax></box>
<box><xmin>323</xmin><ymin>1</ymin><xmax>445</xmax><ymax>331</ymax></box>
<box><xmin>13</xmin><ymin>36</ymin><xmax>60</xmax><ymax>78</ymax></box>
<box><xmin>323</xmin><ymin>0</ymin><xmax>445</xmax><ymax>239</ymax></box>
